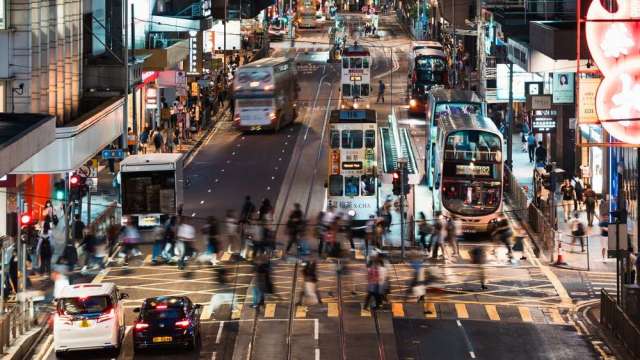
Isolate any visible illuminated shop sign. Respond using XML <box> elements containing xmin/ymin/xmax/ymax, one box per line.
<box><xmin>455</xmin><ymin>164</ymin><xmax>491</xmax><ymax>176</ymax></box>
<box><xmin>585</xmin><ymin>0</ymin><xmax>640</xmax><ymax>144</ymax></box>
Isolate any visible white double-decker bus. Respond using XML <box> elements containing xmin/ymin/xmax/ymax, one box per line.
<box><xmin>327</xmin><ymin>109</ymin><xmax>378</xmax><ymax>222</ymax></box>
<box><xmin>233</xmin><ymin>57</ymin><xmax>298</xmax><ymax>131</ymax></box>
<box><xmin>432</xmin><ymin>113</ymin><xmax>504</xmax><ymax>233</ymax></box>
<box><xmin>340</xmin><ymin>44</ymin><xmax>371</xmax><ymax>109</ymax></box>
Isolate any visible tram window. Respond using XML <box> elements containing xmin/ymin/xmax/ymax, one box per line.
<box><xmin>342</xmin><ymin>84</ymin><xmax>351</xmax><ymax>97</ymax></box>
<box><xmin>341</xmin><ymin>130</ymin><xmax>363</xmax><ymax>148</ymax></box>
<box><xmin>330</xmin><ymin>130</ymin><xmax>340</xmax><ymax>148</ymax></box>
<box><xmin>363</xmin><ymin>57</ymin><xmax>369</xmax><ymax>68</ymax></box>
<box><xmin>365</xmin><ymin>130</ymin><xmax>375</xmax><ymax>148</ymax></box>
<box><xmin>342</xmin><ymin>58</ymin><xmax>349</xmax><ymax>69</ymax></box>
<box><xmin>329</xmin><ymin>175</ymin><xmax>344</xmax><ymax>196</ymax></box>
<box><xmin>345</xmin><ymin>176</ymin><xmax>359</xmax><ymax>197</ymax></box>
<box><xmin>361</xmin><ymin>84</ymin><xmax>370</xmax><ymax>96</ymax></box>
<box><xmin>360</xmin><ymin>175</ymin><xmax>375</xmax><ymax>196</ymax></box>
<box><xmin>352</xmin><ymin>84</ymin><xmax>361</xmax><ymax>97</ymax></box>
<box><xmin>351</xmin><ymin>57</ymin><xmax>363</xmax><ymax>69</ymax></box>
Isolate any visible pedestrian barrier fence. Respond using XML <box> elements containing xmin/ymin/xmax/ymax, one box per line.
<box><xmin>0</xmin><ymin>298</ymin><xmax>35</xmax><ymax>353</ymax></box>
<box><xmin>504</xmin><ymin>168</ymin><xmax>529</xmax><ymax>223</ymax></box>
<box><xmin>601</xmin><ymin>289</ymin><xmax>640</xmax><ymax>358</ymax></box>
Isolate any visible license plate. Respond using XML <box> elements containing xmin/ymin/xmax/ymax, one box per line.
<box><xmin>153</xmin><ymin>336</ymin><xmax>172</xmax><ymax>343</ymax></box>
<box><xmin>79</xmin><ymin>320</ymin><xmax>91</xmax><ymax>328</ymax></box>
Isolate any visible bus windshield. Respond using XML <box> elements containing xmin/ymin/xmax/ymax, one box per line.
<box><xmin>434</xmin><ymin>102</ymin><xmax>482</xmax><ymax>126</ymax></box>
<box><xmin>441</xmin><ymin>180</ymin><xmax>501</xmax><ymax>216</ymax></box>
<box><xmin>415</xmin><ymin>56</ymin><xmax>447</xmax><ymax>83</ymax></box>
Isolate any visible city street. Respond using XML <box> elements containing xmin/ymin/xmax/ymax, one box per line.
<box><xmin>25</xmin><ymin>12</ymin><xmax>608</xmax><ymax>360</ymax></box>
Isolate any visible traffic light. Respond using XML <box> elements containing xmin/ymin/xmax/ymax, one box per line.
<box><xmin>19</xmin><ymin>213</ymin><xmax>32</xmax><ymax>227</ymax></box>
<box><xmin>69</xmin><ymin>173</ymin><xmax>88</xmax><ymax>201</ymax></box>
<box><xmin>53</xmin><ymin>179</ymin><xmax>65</xmax><ymax>201</ymax></box>
<box><xmin>392</xmin><ymin>171</ymin><xmax>401</xmax><ymax>195</ymax></box>
<box><xmin>401</xmin><ymin>168</ymin><xmax>410</xmax><ymax>195</ymax></box>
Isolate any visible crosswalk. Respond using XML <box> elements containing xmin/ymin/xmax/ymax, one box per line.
<box><xmin>585</xmin><ymin>272</ymin><xmax>617</xmax><ymax>297</ymax></box>
<box><xmin>198</xmin><ymin>301</ymin><xmax>573</xmax><ymax>325</ymax></box>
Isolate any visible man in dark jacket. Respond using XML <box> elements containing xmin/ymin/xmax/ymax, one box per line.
<box><xmin>534</xmin><ymin>141</ymin><xmax>547</xmax><ymax>165</ymax></box>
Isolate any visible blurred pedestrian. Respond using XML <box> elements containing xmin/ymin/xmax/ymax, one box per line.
<box><xmin>534</xmin><ymin>141</ymin><xmax>547</xmax><ymax>165</ymax></box>
<box><xmin>569</xmin><ymin>212</ymin><xmax>586</xmax><ymax>252</ymax></box>
<box><xmin>376</xmin><ymin>80</ymin><xmax>385</xmax><ymax>103</ymax></box>
<box><xmin>572</xmin><ymin>175</ymin><xmax>584</xmax><ymax>211</ymax></box>
<box><xmin>203</xmin><ymin>216</ymin><xmax>220</xmax><ymax>265</ymax></box>
<box><xmin>406</xmin><ymin>260</ymin><xmax>426</xmax><ymax>305</ymax></box>
<box><xmin>71</xmin><ymin>214</ymin><xmax>85</xmax><ymax>244</ymax></box>
<box><xmin>470</xmin><ymin>246</ymin><xmax>488</xmax><ymax>290</ymax></box>
<box><xmin>583</xmin><ymin>185</ymin><xmax>597</xmax><ymax>227</ymax></box>
<box><xmin>527</xmin><ymin>133</ymin><xmax>536</xmax><ymax>163</ymax></box>
<box><xmin>139</xmin><ymin>126</ymin><xmax>150</xmax><ymax>154</ymax></box>
<box><xmin>177</xmin><ymin>218</ymin><xmax>196</xmax><ymax>269</ymax></box>
<box><xmin>445</xmin><ymin>217</ymin><xmax>459</xmax><ymax>257</ymax></box>
<box><xmin>224</xmin><ymin>210</ymin><xmax>240</xmax><ymax>256</ymax></box>
<box><xmin>252</xmin><ymin>255</ymin><xmax>272</xmax><ymax>309</ymax></box>
<box><xmin>492</xmin><ymin>217</ymin><xmax>514</xmax><ymax>260</ymax></box>
<box><xmin>431</xmin><ymin>217</ymin><xmax>444</xmax><ymax>260</ymax></box>
<box><xmin>297</xmin><ymin>260</ymin><xmax>322</xmax><ymax>305</ymax></box>
<box><xmin>286</xmin><ymin>203</ymin><xmax>305</xmax><ymax>255</ymax></box>
<box><xmin>560</xmin><ymin>179</ymin><xmax>576</xmax><ymax>222</ymax></box>
<box><xmin>315</xmin><ymin>211</ymin><xmax>326</xmax><ymax>256</ymax></box>
<box><xmin>417</xmin><ymin>212</ymin><xmax>432</xmax><ymax>255</ymax></box>
<box><xmin>38</xmin><ymin>222</ymin><xmax>53</xmax><ymax>275</ymax></box>
<box><xmin>127</xmin><ymin>127</ymin><xmax>137</xmax><ymax>154</ymax></box>
<box><xmin>120</xmin><ymin>217</ymin><xmax>142</xmax><ymax>265</ymax></box>
<box><xmin>363</xmin><ymin>256</ymin><xmax>381</xmax><ymax>309</ymax></box>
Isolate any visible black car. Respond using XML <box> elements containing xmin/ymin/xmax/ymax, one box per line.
<box><xmin>132</xmin><ymin>296</ymin><xmax>202</xmax><ymax>352</ymax></box>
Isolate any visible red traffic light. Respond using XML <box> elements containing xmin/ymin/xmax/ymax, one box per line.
<box><xmin>393</xmin><ymin>172</ymin><xmax>399</xmax><ymax>179</ymax></box>
<box><xmin>20</xmin><ymin>213</ymin><xmax>32</xmax><ymax>226</ymax></box>
<box><xmin>69</xmin><ymin>174</ymin><xmax>81</xmax><ymax>186</ymax></box>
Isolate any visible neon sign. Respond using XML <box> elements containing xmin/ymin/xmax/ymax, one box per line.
<box><xmin>585</xmin><ymin>0</ymin><xmax>640</xmax><ymax>144</ymax></box>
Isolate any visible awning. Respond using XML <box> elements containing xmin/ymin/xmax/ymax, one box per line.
<box><xmin>0</xmin><ymin>114</ymin><xmax>56</xmax><ymax>177</ymax></box>
<box><xmin>12</xmin><ymin>98</ymin><xmax>124</xmax><ymax>174</ymax></box>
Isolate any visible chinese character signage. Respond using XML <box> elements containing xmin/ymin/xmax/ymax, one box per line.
<box><xmin>578</xmin><ymin>78</ymin><xmax>601</xmax><ymax>124</ymax></box>
<box><xmin>532</xmin><ymin>109</ymin><xmax>558</xmax><ymax>133</ymax></box>
<box><xmin>552</xmin><ymin>73</ymin><xmax>574</xmax><ymax>104</ymax></box>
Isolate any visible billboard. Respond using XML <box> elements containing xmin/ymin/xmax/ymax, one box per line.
<box><xmin>552</xmin><ymin>72</ymin><xmax>574</xmax><ymax>104</ymax></box>
<box><xmin>496</xmin><ymin>64</ymin><xmax>543</xmax><ymax>102</ymax></box>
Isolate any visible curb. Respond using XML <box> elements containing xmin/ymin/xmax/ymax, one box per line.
<box><xmin>183</xmin><ymin>105</ymin><xmax>230</xmax><ymax>164</ymax></box>
<box><xmin>574</xmin><ymin>300</ymin><xmax>635</xmax><ymax>360</ymax></box>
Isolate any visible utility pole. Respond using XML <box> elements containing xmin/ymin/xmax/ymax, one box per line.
<box><xmin>506</xmin><ymin>61</ymin><xmax>513</xmax><ymax>169</ymax></box>
<box><xmin>398</xmin><ymin>158</ymin><xmax>407</xmax><ymax>260</ymax></box>
<box><xmin>131</xmin><ymin>4</ymin><xmax>138</xmax><ymax>142</ymax></box>
<box><xmin>122</xmin><ymin>1</ymin><xmax>129</xmax><ymax>151</ymax></box>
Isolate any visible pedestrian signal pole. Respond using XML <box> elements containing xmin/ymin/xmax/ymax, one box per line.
<box><xmin>398</xmin><ymin>158</ymin><xmax>408</xmax><ymax>260</ymax></box>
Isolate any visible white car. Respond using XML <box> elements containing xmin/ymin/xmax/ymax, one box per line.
<box><xmin>53</xmin><ymin>283</ymin><xmax>128</xmax><ymax>357</ymax></box>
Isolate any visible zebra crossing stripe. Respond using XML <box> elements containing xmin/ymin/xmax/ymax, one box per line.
<box><xmin>392</xmin><ymin>303</ymin><xmax>405</xmax><ymax>317</ymax></box>
<box><xmin>485</xmin><ymin>305</ymin><xmax>500</xmax><ymax>321</ymax></box>
<box><xmin>264</xmin><ymin>303</ymin><xmax>276</xmax><ymax>318</ymax></box>
<box><xmin>518</xmin><ymin>307</ymin><xmax>533</xmax><ymax>322</ymax></box>
<box><xmin>425</xmin><ymin>302</ymin><xmax>437</xmax><ymax>318</ymax></box>
<box><xmin>455</xmin><ymin>304</ymin><xmax>469</xmax><ymax>319</ymax></box>
<box><xmin>548</xmin><ymin>308</ymin><xmax>564</xmax><ymax>324</ymax></box>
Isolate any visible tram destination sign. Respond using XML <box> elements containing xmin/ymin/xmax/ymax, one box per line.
<box><xmin>532</xmin><ymin>109</ymin><xmax>558</xmax><ymax>133</ymax></box>
<box><xmin>342</xmin><ymin>161</ymin><xmax>363</xmax><ymax>170</ymax></box>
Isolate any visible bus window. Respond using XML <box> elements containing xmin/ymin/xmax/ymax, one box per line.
<box><xmin>330</xmin><ymin>130</ymin><xmax>340</xmax><ymax>148</ymax></box>
<box><xmin>329</xmin><ymin>175</ymin><xmax>343</xmax><ymax>196</ymax></box>
<box><xmin>363</xmin><ymin>57</ymin><xmax>369</xmax><ymax>68</ymax></box>
<box><xmin>351</xmin><ymin>57</ymin><xmax>363</xmax><ymax>69</ymax></box>
<box><xmin>360</xmin><ymin>175</ymin><xmax>375</xmax><ymax>196</ymax></box>
<box><xmin>365</xmin><ymin>130</ymin><xmax>375</xmax><ymax>148</ymax></box>
<box><xmin>361</xmin><ymin>84</ymin><xmax>370</xmax><ymax>96</ymax></box>
<box><xmin>345</xmin><ymin>176</ymin><xmax>359</xmax><ymax>196</ymax></box>
<box><xmin>342</xmin><ymin>84</ymin><xmax>351</xmax><ymax>97</ymax></box>
<box><xmin>342</xmin><ymin>58</ymin><xmax>349</xmax><ymax>69</ymax></box>
<box><xmin>441</xmin><ymin>181</ymin><xmax>501</xmax><ymax>216</ymax></box>
<box><xmin>342</xmin><ymin>130</ymin><xmax>363</xmax><ymax>148</ymax></box>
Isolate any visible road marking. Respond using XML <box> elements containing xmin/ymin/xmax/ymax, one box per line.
<box><xmin>91</xmin><ymin>268</ymin><xmax>110</xmax><ymax>284</ymax></box>
<box><xmin>548</xmin><ymin>308</ymin><xmax>564</xmax><ymax>324</ymax></box>
<box><xmin>315</xmin><ymin>348</ymin><xmax>320</xmax><ymax>360</ymax></box>
<box><xmin>211</xmin><ymin>352</ymin><xmax>217</xmax><ymax>360</ymax></box>
<box><xmin>485</xmin><ymin>305</ymin><xmax>500</xmax><ymax>321</ymax></box>
<box><xmin>519</xmin><ymin>307</ymin><xmax>533</xmax><ymax>322</ymax></box>
<box><xmin>295</xmin><ymin>305</ymin><xmax>307</xmax><ymax>318</ymax></box>
<box><xmin>327</xmin><ymin>302</ymin><xmax>339</xmax><ymax>317</ymax></box>
<box><xmin>221</xmin><ymin>252</ymin><xmax>232</xmax><ymax>261</ymax></box>
<box><xmin>425</xmin><ymin>302</ymin><xmax>437</xmax><ymax>318</ymax></box>
<box><xmin>265</xmin><ymin>303</ymin><xmax>276</xmax><ymax>318</ymax></box>
<box><xmin>455</xmin><ymin>303</ymin><xmax>469</xmax><ymax>319</ymax></box>
<box><xmin>459</xmin><ymin>249</ymin><xmax>471</xmax><ymax>261</ymax></box>
<box><xmin>201</xmin><ymin>294</ymin><xmax>215</xmax><ymax>320</ymax></box>
<box><xmin>361</xmin><ymin>307</ymin><xmax>371</xmax><ymax>317</ymax></box>
<box><xmin>231</xmin><ymin>304</ymin><xmax>243</xmax><ymax>319</ymax></box>
<box><xmin>469</xmin><ymin>351</ymin><xmax>477</xmax><ymax>359</ymax></box>
<box><xmin>354</xmin><ymin>249</ymin><xmax>365</xmax><ymax>260</ymax></box>
<box><xmin>314</xmin><ymin>318</ymin><xmax>319</xmax><ymax>340</ymax></box>
<box><xmin>216</xmin><ymin>321</ymin><xmax>224</xmax><ymax>343</ymax></box>
<box><xmin>392</xmin><ymin>302</ymin><xmax>405</xmax><ymax>317</ymax></box>
<box><xmin>144</xmin><ymin>254</ymin><xmax>152</xmax><ymax>264</ymax></box>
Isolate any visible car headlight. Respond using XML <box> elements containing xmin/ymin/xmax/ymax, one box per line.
<box><xmin>409</xmin><ymin>99</ymin><xmax>417</xmax><ymax>107</ymax></box>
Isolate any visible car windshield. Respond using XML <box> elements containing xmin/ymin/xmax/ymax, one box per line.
<box><xmin>59</xmin><ymin>295</ymin><xmax>111</xmax><ymax>315</ymax></box>
<box><xmin>142</xmin><ymin>300</ymin><xmax>186</xmax><ymax>320</ymax></box>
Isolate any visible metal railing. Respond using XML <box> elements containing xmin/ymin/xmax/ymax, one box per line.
<box><xmin>0</xmin><ymin>298</ymin><xmax>35</xmax><ymax>353</ymax></box>
<box><xmin>601</xmin><ymin>289</ymin><xmax>640</xmax><ymax>358</ymax></box>
<box><xmin>504</xmin><ymin>167</ymin><xmax>529</xmax><ymax>223</ymax></box>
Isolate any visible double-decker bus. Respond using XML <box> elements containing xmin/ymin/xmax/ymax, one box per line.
<box><xmin>407</xmin><ymin>47</ymin><xmax>448</xmax><ymax>115</ymax></box>
<box><xmin>431</xmin><ymin>111</ymin><xmax>503</xmax><ymax>233</ymax></box>
<box><xmin>297</xmin><ymin>0</ymin><xmax>318</xmax><ymax>28</ymax></box>
<box><xmin>340</xmin><ymin>44</ymin><xmax>371</xmax><ymax>109</ymax></box>
<box><xmin>425</xmin><ymin>89</ymin><xmax>485</xmax><ymax>186</ymax></box>
<box><xmin>327</xmin><ymin>109</ymin><xmax>378</xmax><ymax>222</ymax></box>
<box><xmin>233</xmin><ymin>57</ymin><xmax>298</xmax><ymax>131</ymax></box>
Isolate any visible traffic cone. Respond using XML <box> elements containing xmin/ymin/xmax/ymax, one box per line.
<box><xmin>555</xmin><ymin>239</ymin><xmax>567</xmax><ymax>266</ymax></box>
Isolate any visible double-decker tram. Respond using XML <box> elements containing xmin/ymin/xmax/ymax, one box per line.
<box><xmin>407</xmin><ymin>47</ymin><xmax>448</xmax><ymax>115</ymax></box>
<box><xmin>425</xmin><ymin>89</ymin><xmax>485</xmax><ymax>186</ymax></box>
<box><xmin>297</xmin><ymin>0</ymin><xmax>318</xmax><ymax>28</ymax></box>
<box><xmin>431</xmin><ymin>113</ymin><xmax>504</xmax><ymax>233</ymax></box>
<box><xmin>327</xmin><ymin>109</ymin><xmax>378</xmax><ymax>222</ymax></box>
<box><xmin>340</xmin><ymin>44</ymin><xmax>371</xmax><ymax>109</ymax></box>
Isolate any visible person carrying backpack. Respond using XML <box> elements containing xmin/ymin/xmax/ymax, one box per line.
<box><xmin>583</xmin><ymin>184</ymin><xmax>597</xmax><ymax>227</ymax></box>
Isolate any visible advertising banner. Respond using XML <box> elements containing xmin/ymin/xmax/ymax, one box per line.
<box><xmin>578</xmin><ymin>78</ymin><xmax>601</xmax><ymax>124</ymax></box>
<box><xmin>552</xmin><ymin>72</ymin><xmax>574</xmax><ymax>104</ymax></box>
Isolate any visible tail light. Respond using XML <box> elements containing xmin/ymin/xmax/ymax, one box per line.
<box><xmin>97</xmin><ymin>308</ymin><xmax>115</xmax><ymax>323</ymax></box>
<box><xmin>175</xmin><ymin>319</ymin><xmax>190</xmax><ymax>328</ymax></box>
<box><xmin>134</xmin><ymin>321</ymin><xmax>149</xmax><ymax>331</ymax></box>
<box><xmin>409</xmin><ymin>99</ymin><xmax>417</xmax><ymax>108</ymax></box>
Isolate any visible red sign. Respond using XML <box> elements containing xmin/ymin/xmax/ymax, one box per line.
<box><xmin>586</xmin><ymin>0</ymin><xmax>640</xmax><ymax>144</ymax></box>
<box><xmin>0</xmin><ymin>174</ymin><xmax>16</xmax><ymax>188</ymax></box>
